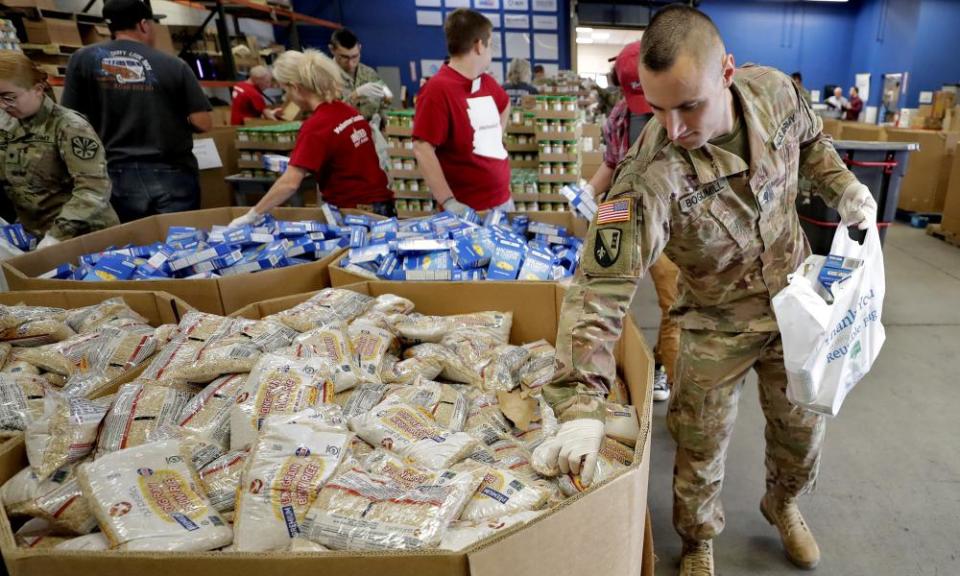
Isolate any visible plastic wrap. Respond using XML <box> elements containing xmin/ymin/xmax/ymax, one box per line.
<box><xmin>0</xmin><ymin>374</ymin><xmax>50</xmax><ymax>431</ymax></box>
<box><xmin>291</xmin><ymin>321</ymin><xmax>362</xmax><ymax>392</ymax></box>
<box><xmin>482</xmin><ymin>345</ymin><xmax>531</xmax><ymax>392</ymax></box>
<box><xmin>78</xmin><ymin>439</ymin><xmax>232</xmax><ymax>551</ymax></box>
<box><xmin>96</xmin><ymin>381</ymin><xmax>195</xmax><ymax>457</ymax></box>
<box><xmin>348</xmin><ymin>321</ymin><xmax>396</xmax><ymax>385</ymax></box>
<box><xmin>177</xmin><ymin>373</ymin><xmax>248</xmax><ymax>448</ymax></box>
<box><xmin>384</xmin><ymin>378</ymin><xmax>469</xmax><ymax>432</ymax></box>
<box><xmin>266</xmin><ymin>289</ymin><xmax>373</xmax><ymax>333</ymax></box>
<box><xmin>459</xmin><ymin>467</ymin><xmax>549</xmax><ymax>522</ymax></box>
<box><xmin>440</xmin><ymin>510</ymin><xmax>543</xmax><ymax>551</ymax></box>
<box><xmin>404</xmin><ymin>344</ymin><xmax>481</xmax><ymax>386</ymax></box>
<box><xmin>198</xmin><ymin>449</ymin><xmax>247</xmax><ymax>514</ymax></box>
<box><xmin>26</xmin><ymin>394</ymin><xmax>112</xmax><ymax>479</ymax></box>
<box><xmin>518</xmin><ymin>340</ymin><xmax>556</xmax><ymax>391</ymax></box>
<box><xmin>604</xmin><ymin>402</ymin><xmax>640</xmax><ymax>448</ymax></box>
<box><xmin>54</xmin><ymin>532</ymin><xmax>110</xmax><ymax>551</ymax></box>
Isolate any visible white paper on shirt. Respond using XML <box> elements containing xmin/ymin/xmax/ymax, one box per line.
<box><xmin>466</xmin><ymin>95</ymin><xmax>508</xmax><ymax>161</ymax></box>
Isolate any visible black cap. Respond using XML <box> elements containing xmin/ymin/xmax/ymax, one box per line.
<box><xmin>103</xmin><ymin>0</ymin><xmax>166</xmax><ymax>30</ymax></box>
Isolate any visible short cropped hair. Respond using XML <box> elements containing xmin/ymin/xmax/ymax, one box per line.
<box><xmin>331</xmin><ymin>28</ymin><xmax>359</xmax><ymax>50</ymax></box>
<box><xmin>445</xmin><ymin>9</ymin><xmax>492</xmax><ymax>57</ymax></box>
<box><xmin>640</xmin><ymin>4</ymin><xmax>723</xmax><ymax>72</ymax></box>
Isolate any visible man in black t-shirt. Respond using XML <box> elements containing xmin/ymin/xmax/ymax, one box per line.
<box><xmin>62</xmin><ymin>0</ymin><xmax>213</xmax><ymax>222</ymax></box>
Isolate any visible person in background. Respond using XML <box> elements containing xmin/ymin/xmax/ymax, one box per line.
<box><xmin>62</xmin><ymin>0</ymin><xmax>212</xmax><ymax>223</ymax></box>
<box><xmin>230</xmin><ymin>65</ymin><xmax>278</xmax><ymax>125</ymax></box>
<box><xmin>826</xmin><ymin>86</ymin><xmax>848</xmax><ymax>119</ymax></box>
<box><xmin>501</xmin><ymin>58</ymin><xmax>538</xmax><ymax>106</ymax></box>
<box><xmin>582</xmin><ymin>41</ymin><xmax>678</xmax><ymax>403</ymax></box>
<box><xmin>0</xmin><ymin>51</ymin><xmax>118</xmax><ymax>247</ymax></box>
<box><xmin>229</xmin><ymin>50</ymin><xmax>394</xmax><ymax>227</ymax></box>
<box><xmin>791</xmin><ymin>71</ymin><xmax>811</xmax><ymax>104</ymax></box>
<box><xmin>329</xmin><ymin>28</ymin><xmax>390</xmax><ymax>122</ymax></box>
<box><xmin>534</xmin><ymin>6</ymin><xmax>877</xmax><ymax>575</ymax></box>
<box><xmin>413</xmin><ymin>8</ymin><xmax>512</xmax><ymax>215</ymax></box>
<box><xmin>533</xmin><ymin>64</ymin><xmax>546</xmax><ymax>84</ymax></box>
<box><xmin>846</xmin><ymin>86</ymin><xmax>864</xmax><ymax>121</ymax></box>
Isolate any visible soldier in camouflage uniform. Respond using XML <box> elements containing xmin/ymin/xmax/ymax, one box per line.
<box><xmin>329</xmin><ymin>28</ymin><xmax>390</xmax><ymax>122</ymax></box>
<box><xmin>535</xmin><ymin>6</ymin><xmax>877</xmax><ymax>576</ymax></box>
<box><xmin>0</xmin><ymin>52</ymin><xmax>117</xmax><ymax>247</ymax></box>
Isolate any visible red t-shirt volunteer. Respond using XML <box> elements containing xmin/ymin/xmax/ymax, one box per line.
<box><xmin>289</xmin><ymin>100</ymin><xmax>392</xmax><ymax>208</ymax></box>
<box><xmin>413</xmin><ymin>64</ymin><xmax>510</xmax><ymax>210</ymax></box>
<box><xmin>230</xmin><ymin>81</ymin><xmax>268</xmax><ymax>126</ymax></box>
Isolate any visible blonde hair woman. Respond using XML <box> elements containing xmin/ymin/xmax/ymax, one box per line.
<box><xmin>230</xmin><ymin>50</ymin><xmax>393</xmax><ymax>226</ymax></box>
<box><xmin>0</xmin><ymin>51</ymin><xmax>117</xmax><ymax>249</ymax></box>
<box><xmin>502</xmin><ymin>58</ymin><xmax>539</xmax><ymax>106</ymax></box>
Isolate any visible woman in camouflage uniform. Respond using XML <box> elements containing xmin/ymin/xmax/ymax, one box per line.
<box><xmin>0</xmin><ymin>51</ymin><xmax>117</xmax><ymax>249</ymax></box>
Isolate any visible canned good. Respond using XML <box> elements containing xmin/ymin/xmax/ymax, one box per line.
<box><xmin>541</xmin><ymin>163</ymin><xmax>552</xmax><ymax>175</ymax></box>
<box><xmin>410</xmin><ymin>179</ymin><xmax>420</xmax><ymax>192</ymax></box>
<box><xmin>403</xmin><ymin>159</ymin><xmax>416</xmax><ymax>171</ymax></box>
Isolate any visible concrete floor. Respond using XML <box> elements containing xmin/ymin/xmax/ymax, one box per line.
<box><xmin>629</xmin><ymin>224</ymin><xmax>960</xmax><ymax>576</ymax></box>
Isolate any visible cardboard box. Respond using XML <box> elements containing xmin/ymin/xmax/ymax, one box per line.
<box><xmin>0</xmin><ymin>281</ymin><xmax>654</xmax><ymax>576</ymax></box>
<box><xmin>838</xmin><ymin>122</ymin><xmax>886</xmax><ymax>142</ymax></box>
<box><xmin>0</xmin><ymin>0</ymin><xmax>57</xmax><ymax>11</ymax></box>
<box><xmin>329</xmin><ymin>212</ymin><xmax>590</xmax><ymax>287</ymax></box>
<box><xmin>932</xmin><ymin>91</ymin><xmax>957</xmax><ymax>120</ymax></box>
<box><xmin>153</xmin><ymin>23</ymin><xmax>175</xmax><ymax>55</ymax></box>
<box><xmin>23</xmin><ymin>17</ymin><xmax>82</xmax><ymax>46</ymax></box>
<box><xmin>78</xmin><ymin>23</ymin><xmax>110</xmax><ymax>46</ymax></box>
<box><xmin>941</xmin><ymin>150</ymin><xmax>960</xmax><ymax>235</ymax></box>
<box><xmin>195</xmin><ymin>127</ymin><xmax>239</xmax><ymax>209</ymax></box>
<box><xmin>1</xmin><ymin>208</ymin><xmax>345</xmax><ymax>315</ymax></box>
<box><xmin>885</xmin><ymin>128</ymin><xmax>960</xmax><ymax>213</ymax></box>
<box><xmin>821</xmin><ymin>118</ymin><xmax>843</xmax><ymax>140</ymax></box>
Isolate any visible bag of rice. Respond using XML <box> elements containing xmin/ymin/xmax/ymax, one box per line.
<box><xmin>605</xmin><ymin>402</ymin><xmax>640</xmax><ymax>448</ymax></box>
<box><xmin>335</xmin><ymin>383</ymin><xmax>388</xmax><ymax>420</ymax></box>
<box><xmin>0</xmin><ymin>374</ymin><xmax>50</xmax><ymax>431</ymax></box>
<box><xmin>361</xmin><ymin>448</ymin><xmax>442</xmax><ymax>489</ymax></box>
<box><xmin>290</xmin><ymin>537</ymin><xmax>328</xmax><ymax>552</ymax></box>
<box><xmin>384</xmin><ymin>378</ymin><xmax>469</xmax><ymax>432</ymax></box>
<box><xmin>518</xmin><ymin>340</ymin><xmax>556</xmax><ymax>391</ymax></box>
<box><xmin>15</xmin><ymin>331</ymin><xmax>106</xmax><ymax>375</ymax></box>
<box><xmin>54</xmin><ymin>532</ymin><xmax>110</xmax><ymax>551</ymax></box>
<box><xmin>459</xmin><ymin>466</ymin><xmax>549</xmax><ymax>522</ymax></box>
<box><xmin>442</xmin><ymin>328</ymin><xmax>502</xmax><ymax>373</ymax></box>
<box><xmin>58</xmin><ymin>366</ymin><xmax>123</xmax><ymax>400</ymax></box>
<box><xmin>15</xmin><ymin>518</ymin><xmax>67</xmax><ymax>549</ymax></box>
<box><xmin>0</xmin><ymin>304</ymin><xmax>66</xmax><ymax>330</ymax></box>
<box><xmin>267</xmin><ymin>289</ymin><xmax>373</xmax><ymax>333</ymax></box>
<box><xmin>291</xmin><ymin>321</ymin><xmax>362</xmax><ymax>392</ymax></box>
<box><xmin>44</xmin><ymin>372</ymin><xmax>66</xmax><ymax>387</ymax></box>
<box><xmin>512</xmin><ymin>397</ymin><xmax>559</xmax><ymax>451</ymax></box>
<box><xmin>348</xmin><ymin>321</ymin><xmax>396</xmax><ymax>385</ymax></box>
<box><xmin>77</xmin><ymin>439</ymin><xmax>232</xmax><ymax>551</ymax></box>
<box><xmin>404</xmin><ymin>344</ymin><xmax>480</xmax><ymax>387</ymax></box>
<box><xmin>3</xmin><ymin>465</ymin><xmax>97</xmax><ymax>535</ymax></box>
<box><xmin>381</xmin><ymin>354</ymin><xmax>443</xmax><ymax>385</ymax></box>
<box><xmin>229</xmin><ymin>353</ymin><xmax>336</xmax><ymax>450</ymax></box>
<box><xmin>301</xmin><ymin>464</ymin><xmax>484</xmax><ymax>550</ymax></box>
<box><xmin>369</xmin><ymin>294</ymin><xmax>415</xmax><ymax>316</ymax></box>
<box><xmin>557</xmin><ymin>438</ymin><xmax>634</xmax><ymax>497</ymax></box>
<box><xmin>392</xmin><ymin>314</ymin><xmax>452</xmax><ymax>345</ymax></box>
<box><xmin>487</xmin><ymin>437</ymin><xmax>537</xmax><ymax>478</ymax></box>
<box><xmin>481</xmin><ymin>345</ymin><xmax>531</xmax><ymax>393</ymax></box>
<box><xmin>2</xmin><ymin>356</ymin><xmax>40</xmax><ymax>375</ymax></box>
<box><xmin>0</xmin><ymin>342</ymin><xmax>10</xmax><ymax>367</ymax></box>
<box><xmin>464</xmin><ymin>393</ymin><xmax>512</xmax><ymax>446</ymax></box>
<box><xmin>96</xmin><ymin>381</ymin><xmax>195</xmax><ymax>457</ymax></box>
<box><xmin>64</xmin><ymin>298</ymin><xmax>148</xmax><ymax>334</ymax></box>
<box><xmin>439</xmin><ymin>510</ymin><xmax>543</xmax><ymax>551</ymax></box>
<box><xmin>177</xmin><ymin>373</ymin><xmax>247</xmax><ymax>448</ymax></box>
<box><xmin>240</xmin><ymin>320</ymin><xmax>299</xmax><ymax>352</ymax></box>
<box><xmin>167</xmin><ymin>335</ymin><xmax>261</xmax><ymax>384</ymax></box>
<box><xmin>140</xmin><ymin>336</ymin><xmax>204</xmax><ymax>382</ymax></box>
<box><xmin>26</xmin><ymin>394</ymin><xmax>112</xmax><ymax>479</ymax></box>
<box><xmin>198</xmin><ymin>449</ymin><xmax>247</xmax><ymax>514</ymax></box>
<box><xmin>175</xmin><ymin>311</ymin><xmax>236</xmax><ymax>342</ymax></box>
<box><xmin>153</xmin><ymin>324</ymin><xmax>178</xmax><ymax>345</ymax></box>
<box><xmin>348</xmin><ymin>397</ymin><xmax>478</xmax><ymax>469</ymax></box>
<box><xmin>1</xmin><ymin>319</ymin><xmax>75</xmax><ymax>347</ymax></box>
<box><xmin>232</xmin><ymin>414</ymin><xmax>352</xmax><ymax>551</ymax></box>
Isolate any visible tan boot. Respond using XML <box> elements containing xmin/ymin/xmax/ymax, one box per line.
<box><xmin>761</xmin><ymin>490</ymin><xmax>821</xmax><ymax>569</ymax></box>
<box><xmin>679</xmin><ymin>539</ymin><xmax>714</xmax><ymax>576</ymax></box>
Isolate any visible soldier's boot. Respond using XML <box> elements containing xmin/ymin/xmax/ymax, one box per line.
<box><xmin>761</xmin><ymin>489</ymin><xmax>821</xmax><ymax>570</ymax></box>
<box><xmin>679</xmin><ymin>539</ymin><xmax>714</xmax><ymax>576</ymax></box>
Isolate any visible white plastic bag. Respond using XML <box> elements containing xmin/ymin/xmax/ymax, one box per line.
<box><xmin>772</xmin><ymin>225</ymin><xmax>886</xmax><ymax>416</ymax></box>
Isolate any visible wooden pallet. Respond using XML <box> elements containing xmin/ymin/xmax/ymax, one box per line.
<box><xmin>926</xmin><ymin>224</ymin><xmax>960</xmax><ymax>247</ymax></box>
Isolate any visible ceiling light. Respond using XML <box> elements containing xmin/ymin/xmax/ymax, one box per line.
<box><xmin>576</xmin><ymin>37</ymin><xmax>594</xmax><ymax>44</ymax></box>
<box><xmin>576</xmin><ymin>27</ymin><xmax>593</xmax><ymax>33</ymax></box>
<box><xmin>592</xmin><ymin>32</ymin><xmax>610</xmax><ymax>40</ymax></box>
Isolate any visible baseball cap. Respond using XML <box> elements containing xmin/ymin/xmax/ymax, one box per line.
<box><xmin>613</xmin><ymin>42</ymin><xmax>652</xmax><ymax>115</ymax></box>
<box><xmin>103</xmin><ymin>0</ymin><xmax>166</xmax><ymax>30</ymax></box>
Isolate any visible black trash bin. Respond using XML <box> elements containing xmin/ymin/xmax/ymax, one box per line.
<box><xmin>796</xmin><ymin>140</ymin><xmax>919</xmax><ymax>255</ymax></box>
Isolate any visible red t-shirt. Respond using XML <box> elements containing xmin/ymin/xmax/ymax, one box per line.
<box><xmin>413</xmin><ymin>65</ymin><xmax>510</xmax><ymax>210</ymax></box>
<box><xmin>230</xmin><ymin>82</ymin><xmax>267</xmax><ymax>125</ymax></box>
<box><xmin>289</xmin><ymin>100</ymin><xmax>393</xmax><ymax>208</ymax></box>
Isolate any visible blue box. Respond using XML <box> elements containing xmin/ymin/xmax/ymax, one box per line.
<box><xmin>1</xmin><ymin>224</ymin><xmax>36</xmax><ymax>251</ymax></box>
<box><xmin>168</xmin><ymin>243</ymin><xmax>240</xmax><ymax>272</ymax></box>
<box><xmin>486</xmin><ymin>240</ymin><xmax>525</xmax><ymax>281</ymax></box>
<box><xmin>397</xmin><ymin>238</ymin><xmax>450</xmax><ymax>254</ymax></box>
<box><xmin>403</xmin><ymin>251</ymin><xmax>452</xmax><ymax>271</ymax></box>
<box><xmin>83</xmin><ymin>255</ymin><xmax>138</xmax><ymax>281</ymax></box>
<box><xmin>348</xmin><ymin>243</ymin><xmax>392</xmax><ymax>265</ymax></box>
<box><xmin>371</xmin><ymin>218</ymin><xmax>399</xmax><ymax>234</ymax></box>
<box><xmin>39</xmin><ymin>263</ymin><xmax>76</xmax><ymax>280</ymax></box>
<box><xmin>344</xmin><ymin>214</ymin><xmax>374</xmax><ymax>229</ymax></box>
<box><xmin>453</xmin><ymin>237</ymin><xmax>491</xmax><ymax>269</ymax></box>
<box><xmin>518</xmin><ymin>248</ymin><xmax>555</xmax><ymax>281</ymax></box>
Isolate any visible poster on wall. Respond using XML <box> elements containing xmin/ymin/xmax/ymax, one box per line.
<box><xmin>481</xmin><ymin>12</ymin><xmax>501</xmax><ymax>28</ymax></box>
<box><xmin>532</xmin><ymin>0</ymin><xmax>557</xmax><ymax>12</ymax></box>
<box><xmin>532</xmin><ymin>15</ymin><xmax>556</xmax><ymax>30</ymax></box>
<box><xmin>855</xmin><ymin>73</ymin><xmax>871</xmax><ymax>104</ymax></box>
<box><xmin>445</xmin><ymin>0</ymin><xmax>470</xmax><ymax>6</ymax></box>
<box><xmin>416</xmin><ymin>10</ymin><xmax>443</xmax><ymax>26</ymax></box>
<box><xmin>504</xmin><ymin>0</ymin><xmax>528</xmax><ymax>9</ymax></box>
<box><xmin>421</xmin><ymin>59</ymin><xmax>445</xmax><ymax>78</ymax></box>
<box><xmin>533</xmin><ymin>33</ymin><xmax>558</xmax><ymax>60</ymax></box>
<box><xmin>505</xmin><ymin>32</ymin><xmax>530</xmax><ymax>59</ymax></box>
<box><xmin>415</xmin><ymin>0</ymin><xmax>441</xmax><ymax>6</ymax></box>
<box><xmin>475</xmin><ymin>0</ymin><xmax>500</xmax><ymax>8</ymax></box>
<box><xmin>504</xmin><ymin>14</ymin><xmax>529</xmax><ymax>28</ymax></box>
<box><xmin>490</xmin><ymin>32</ymin><xmax>503</xmax><ymax>58</ymax></box>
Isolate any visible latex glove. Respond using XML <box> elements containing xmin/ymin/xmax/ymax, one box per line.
<box><xmin>356</xmin><ymin>83</ymin><xmax>385</xmax><ymax>100</ymax></box>
<box><xmin>837</xmin><ymin>182</ymin><xmax>877</xmax><ymax>231</ymax></box>
<box><xmin>442</xmin><ymin>197</ymin><xmax>469</xmax><ymax>216</ymax></box>
<box><xmin>531</xmin><ymin>419</ymin><xmax>604</xmax><ymax>487</ymax></box>
<box><xmin>228</xmin><ymin>208</ymin><xmax>260</xmax><ymax>228</ymax></box>
<box><xmin>582</xmin><ymin>183</ymin><xmax>597</xmax><ymax>198</ymax></box>
<box><xmin>36</xmin><ymin>234</ymin><xmax>60</xmax><ymax>250</ymax></box>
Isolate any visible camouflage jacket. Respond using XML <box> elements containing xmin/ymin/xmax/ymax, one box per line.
<box><xmin>543</xmin><ymin>65</ymin><xmax>859</xmax><ymax>422</ymax></box>
<box><xmin>340</xmin><ymin>62</ymin><xmax>387</xmax><ymax>121</ymax></box>
<box><xmin>0</xmin><ymin>96</ymin><xmax>118</xmax><ymax>240</ymax></box>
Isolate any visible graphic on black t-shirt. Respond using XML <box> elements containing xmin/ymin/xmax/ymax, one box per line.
<box><xmin>94</xmin><ymin>49</ymin><xmax>159</xmax><ymax>90</ymax></box>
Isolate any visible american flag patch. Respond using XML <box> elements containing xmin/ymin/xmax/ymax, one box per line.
<box><xmin>596</xmin><ymin>199</ymin><xmax>631</xmax><ymax>224</ymax></box>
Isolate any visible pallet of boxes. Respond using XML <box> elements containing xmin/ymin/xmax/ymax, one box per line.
<box><xmin>384</xmin><ymin>111</ymin><xmax>437</xmax><ymax>217</ymax></box>
<box><xmin>0</xmin><ymin>280</ymin><xmax>654</xmax><ymax>575</ymax></box>
<box><xmin>535</xmin><ymin>95</ymin><xmax>580</xmax><ymax>212</ymax></box>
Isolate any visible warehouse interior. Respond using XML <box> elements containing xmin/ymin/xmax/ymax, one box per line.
<box><xmin>0</xmin><ymin>0</ymin><xmax>959</xmax><ymax>574</ymax></box>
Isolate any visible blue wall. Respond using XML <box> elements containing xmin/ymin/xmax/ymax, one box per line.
<box><xmin>291</xmin><ymin>0</ymin><xmax>572</xmax><ymax>104</ymax></box>
<box><xmin>908</xmin><ymin>0</ymin><xmax>960</xmax><ymax>107</ymax></box>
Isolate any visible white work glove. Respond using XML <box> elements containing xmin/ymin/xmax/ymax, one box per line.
<box><xmin>228</xmin><ymin>208</ymin><xmax>260</xmax><ymax>228</ymax></box>
<box><xmin>582</xmin><ymin>183</ymin><xmax>597</xmax><ymax>198</ymax></box>
<box><xmin>356</xmin><ymin>83</ymin><xmax>385</xmax><ymax>100</ymax></box>
<box><xmin>442</xmin><ymin>197</ymin><xmax>470</xmax><ymax>216</ymax></box>
<box><xmin>837</xmin><ymin>182</ymin><xmax>877</xmax><ymax>231</ymax></box>
<box><xmin>531</xmin><ymin>419</ymin><xmax>605</xmax><ymax>487</ymax></box>
<box><xmin>36</xmin><ymin>234</ymin><xmax>60</xmax><ymax>250</ymax></box>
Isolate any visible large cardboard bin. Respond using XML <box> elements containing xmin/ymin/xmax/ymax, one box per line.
<box><xmin>883</xmin><ymin>129</ymin><xmax>960</xmax><ymax>213</ymax></box>
<box><xmin>0</xmin><ymin>281</ymin><xmax>655</xmax><ymax>576</ymax></box>
<box><xmin>2</xmin><ymin>208</ymin><xmax>346</xmax><ymax>315</ymax></box>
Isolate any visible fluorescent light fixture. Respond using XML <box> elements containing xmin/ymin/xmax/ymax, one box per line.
<box><xmin>576</xmin><ymin>27</ymin><xmax>594</xmax><ymax>33</ymax></box>
<box><xmin>576</xmin><ymin>37</ymin><xmax>594</xmax><ymax>44</ymax></box>
<box><xmin>592</xmin><ymin>32</ymin><xmax>610</xmax><ymax>40</ymax></box>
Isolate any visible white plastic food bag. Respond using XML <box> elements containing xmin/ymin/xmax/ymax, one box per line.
<box><xmin>772</xmin><ymin>225</ymin><xmax>886</xmax><ymax>416</ymax></box>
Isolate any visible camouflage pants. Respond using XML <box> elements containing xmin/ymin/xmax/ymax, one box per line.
<box><xmin>667</xmin><ymin>329</ymin><xmax>825</xmax><ymax>542</ymax></box>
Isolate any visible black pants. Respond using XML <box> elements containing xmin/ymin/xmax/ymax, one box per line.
<box><xmin>355</xmin><ymin>200</ymin><xmax>397</xmax><ymax>218</ymax></box>
<box><xmin>108</xmin><ymin>162</ymin><xmax>201</xmax><ymax>223</ymax></box>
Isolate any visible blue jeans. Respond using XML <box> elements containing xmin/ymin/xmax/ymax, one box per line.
<box><xmin>108</xmin><ymin>162</ymin><xmax>201</xmax><ymax>223</ymax></box>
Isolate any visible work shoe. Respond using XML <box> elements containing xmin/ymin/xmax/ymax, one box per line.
<box><xmin>653</xmin><ymin>365</ymin><xmax>670</xmax><ymax>402</ymax></box>
<box><xmin>761</xmin><ymin>490</ymin><xmax>821</xmax><ymax>569</ymax></box>
<box><xmin>679</xmin><ymin>539</ymin><xmax>714</xmax><ymax>576</ymax></box>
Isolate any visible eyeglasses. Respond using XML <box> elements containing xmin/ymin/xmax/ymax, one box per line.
<box><xmin>0</xmin><ymin>91</ymin><xmax>24</xmax><ymax>107</ymax></box>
